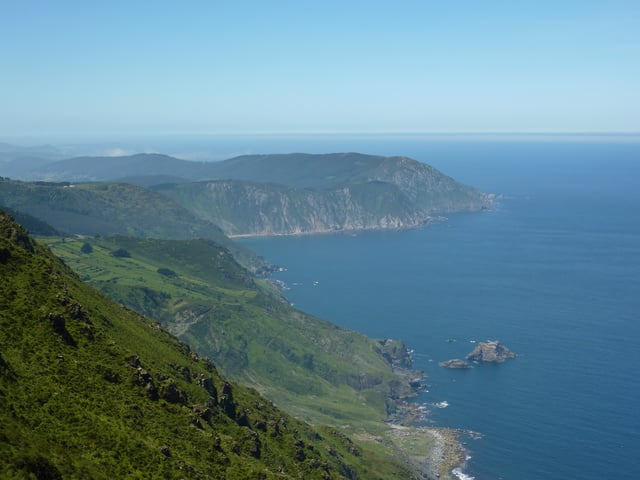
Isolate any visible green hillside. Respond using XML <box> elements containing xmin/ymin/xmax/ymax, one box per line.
<box><xmin>0</xmin><ymin>210</ymin><xmax>417</xmax><ymax>479</ymax></box>
<box><xmin>0</xmin><ymin>177</ymin><xmax>262</xmax><ymax>270</ymax></box>
<box><xmin>44</xmin><ymin>235</ymin><xmax>420</xmax><ymax>431</ymax></box>
<box><xmin>202</xmin><ymin>153</ymin><xmax>492</xmax><ymax>213</ymax></box>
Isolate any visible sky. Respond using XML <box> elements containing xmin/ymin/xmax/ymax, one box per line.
<box><xmin>2</xmin><ymin>0</ymin><xmax>639</xmax><ymax>137</ymax></box>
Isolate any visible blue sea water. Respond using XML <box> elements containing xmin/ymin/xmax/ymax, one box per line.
<box><xmin>237</xmin><ymin>137</ymin><xmax>640</xmax><ymax>480</ymax></box>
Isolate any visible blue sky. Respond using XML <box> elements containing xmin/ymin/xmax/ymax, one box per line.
<box><xmin>2</xmin><ymin>1</ymin><xmax>639</xmax><ymax>136</ymax></box>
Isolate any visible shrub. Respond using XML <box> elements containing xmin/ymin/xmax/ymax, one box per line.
<box><xmin>157</xmin><ymin>268</ymin><xmax>177</xmax><ymax>278</ymax></box>
<box><xmin>110</xmin><ymin>248</ymin><xmax>131</xmax><ymax>258</ymax></box>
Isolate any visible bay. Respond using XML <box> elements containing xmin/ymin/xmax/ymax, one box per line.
<box><xmin>239</xmin><ymin>137</ymin><xmax>640</xmax><ymax>480</ymax></box>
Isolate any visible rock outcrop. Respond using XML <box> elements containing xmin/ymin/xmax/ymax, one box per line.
<box><xmin>439</xmin><ymin>359</ymin><xmax>473</xmax><ymax>369</ymax></box>
<box><xmin>466</xmin><ymin>340</ymin><xmax>516</xmax><ymax>363</ymax></box>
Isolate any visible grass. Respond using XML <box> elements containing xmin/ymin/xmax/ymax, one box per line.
<box><xmin>44</xmin><ymin>236</ymin><xmax>413</xmax><ymax>427</ymax></box>
<box><xmin>40</xmin><ymin>234</ymin><xmax>435</xmax><ymax>478</ymax></box>
<box><xmin>2</xmin><ymin>210</ymin><xmax>419</xmax><ymax>479</ymax></box>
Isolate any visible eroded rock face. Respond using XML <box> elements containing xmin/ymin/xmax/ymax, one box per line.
<box><xmin>466</xmin><ymin>340</ymin><xmax>516</xmax><ymax>363</ymax></box>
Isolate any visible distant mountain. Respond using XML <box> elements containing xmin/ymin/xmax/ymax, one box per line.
<box><xmin>19</xmin><ymin>152</ymin><xmax>492</xmax><ymax>236</ymax></box>
<box><xmin>0</xmin><ymin>143</ymin><xmax>70</xmax><ymax>178</ymax></box>
<box><xmin>20</xmin><ymin>153</ymin><xmax>210</xmax><ymax>183</ymax></box>
<box><xmin>205</xmin><ymin>153</ymin><xmax>492</xmax><ymax>211</ymax></box>
<box><xmin>155</xmin><ymin>153</ymin><xmax>492</xmax><ymax>236</ymax></box>
<box><xmin>1</xmin><ymin>210</ymin><xmax>412</xmax><ymax>479</ymax></box>
<box><xmin>0</xmin><ymin>178</ymin><xmax>261</xmax><ymax>269</ymax></box>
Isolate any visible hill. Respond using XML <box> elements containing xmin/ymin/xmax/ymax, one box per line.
<box><xmin>0</xmin><ymin>177</ymin><xmax>262</xmax><ymax>270</ymax></box>
<box><xmin>194</xmin><ymin>152</ymin><xmax>492</xmax><ymax>213</ymax></box>
<box><xmin>154</xmin><ymin>153</ymin><xmax>492</xmax><ymax>236</ymax></box>
<box><xmin>0</xmin><ymin>210</ymin><xmax>417</xmax><ymax>479</ymax></box>
<box><xmin>21</xmin><ymin>153</ymin><xmax>207</xmax><ymax>183</ymax></box>
<box><xmin>44</xmin><ymin>234</ymin><xmax>420</xmax><ymax>430</ymax></box>
<box><xmin>16</xmin><ymin>152</ymin><xmax>492</xmax><ymax>237</ymax></box>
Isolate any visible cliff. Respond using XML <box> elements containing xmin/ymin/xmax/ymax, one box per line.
<box><xmin>153</xmin><ymin>153</ymin><xmax>492</xmax><ymax>237</ymax></box>
<box><xmin>7</xmin><ymin>151</ymin><xmax>492</xmax><ymax>237</ymax></box>
<box><xmin>156</xmin><ymin>179</ymin><xmax>436</xmax><ymax>236</ymax></box>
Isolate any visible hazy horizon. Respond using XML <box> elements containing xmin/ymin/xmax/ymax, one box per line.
<box><xmin>3</xmin><ymin>1</ymin><xmax>639</xmax><ymax>137</ymax></box>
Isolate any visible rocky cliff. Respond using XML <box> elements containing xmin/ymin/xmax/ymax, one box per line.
<box><xmin>154</xmin><ymin>153</ymin><xmax>492</xmax><ymax>237</ymax></box>
<box><xmin>158</xmin><ymin>179</ymin><xmax>436</xmax><ymax>236</ymax></box>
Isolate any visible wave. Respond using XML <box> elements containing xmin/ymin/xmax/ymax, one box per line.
<box><xmin>452</xmin><ymin>467</ymin><xmax>475</xmax><ymax>480</ymax></box>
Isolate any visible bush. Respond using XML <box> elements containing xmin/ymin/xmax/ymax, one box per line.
<box><xmin>80</xmin><ymin>242</ymin><xmax>93</xmax><ymax>254</ymax></box>
<box><xmin>157</xmin><ymin>268</ymin><xmax>177</xmax><ymax>278</ymax></box>
<box><xmin>110</xmin><ymin>248</ymin><xmax>131</xmax><ymax>258</ymax></box>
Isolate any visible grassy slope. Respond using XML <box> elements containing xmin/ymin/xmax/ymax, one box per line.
<box><xmin>44</xmin><ymin>236</ymin><xmax>418</xmax><ymax>432</ymax></box>
<box><xmin>1</xmin><ymin>211</ymin><xmax>416</xmax><ymax>479</ymax></box>
<box><xmin>0</xmin><ymin>178</ymin><xmax>262</xmax><ymax>270</ymax></box>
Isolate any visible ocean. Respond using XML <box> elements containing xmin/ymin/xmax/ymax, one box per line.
<box><xmin>234</xmin><ymin>136</ymin><xmax>640</xmax><ymax>480</ymax></box>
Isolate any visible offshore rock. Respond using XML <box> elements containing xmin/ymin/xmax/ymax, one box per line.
<box><xmin>466</xmin><ymin>340</ymin><xmax>516</xmax><ymax>363</ymax></box>
<box><xmin>439</xmin><ymin>358</ymin><xmax>473</xmax><ymax>369</ymax></box>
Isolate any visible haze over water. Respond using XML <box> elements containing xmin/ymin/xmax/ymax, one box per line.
<box><xmin>239</xmin><ymin>136</ymin><xmax>640</xmax><ymax>480</ymax></box>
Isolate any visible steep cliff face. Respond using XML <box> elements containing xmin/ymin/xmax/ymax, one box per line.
<box><xmin>154</xmin><ymin>153</ymin><xmax>492</xmax><ymax>237</ymax></box>
<box><xmin>156</xmin><ymin>156</ymin><xmax>492</xmax><ymax>236</ymax></box>
<box><xmin>175</xmin><ymin>180</ymin><xmax>433</xmax><ymax>236</ymax></box>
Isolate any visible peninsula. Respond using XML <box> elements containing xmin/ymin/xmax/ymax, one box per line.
<box><xmin>5</xmin><ymin>151</ymin><xmax>493</xmax><ymax>238</ymax></box>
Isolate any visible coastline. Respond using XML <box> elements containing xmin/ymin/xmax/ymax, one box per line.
<box><xmin>228</xmin><ymin>216</ymin><xmax>445</xmax><ymax>239</ymax></box>
<box><xmin>388</xmin><ymin>424</ymin><xmax>468</xmax><ymax>480</ymax></box>
<box><xmin>385</xmin><ymin>361</ymin><xmax>470</xmax><ymax>480</ymax></box>
<box><xmin>248</xmin><ymin>257</ymin><xmax>474</xmax><ymax>480</ymax></box>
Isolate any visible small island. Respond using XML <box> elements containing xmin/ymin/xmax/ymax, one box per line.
<box><xmin>466</xmin><ymin>340</ymin><xmax>516</xmax><ymax>363</ymax></box>
<box><xmin>439</xmin><ymin>358</ymin><xmax>474</xmax><ymax>369</ymax></box>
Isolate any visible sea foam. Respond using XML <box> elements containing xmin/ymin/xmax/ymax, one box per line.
<box><xmin>452</xmin><ymin>467</ymin><xmax>475</xmax><ymax>480</ymax></box>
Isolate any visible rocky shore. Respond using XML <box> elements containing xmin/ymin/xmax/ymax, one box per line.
<box><xmin>389</xmin><ymin>425</ymin><xmax>468</xmax><ymax>480</ymax></box>
<box><xmin>383</xmin><ymin>345</ymin><xmax>470</xmax><ymax>480</ymax></box>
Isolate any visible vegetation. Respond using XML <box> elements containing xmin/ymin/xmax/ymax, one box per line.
<box><xmin>44</xmin><ymin>235</ymin><xmax>418</xmax><ymax>431</ymax></box>
<box><xmin>10</xmin><ymin>152</ymin><xmax>492</xmax><ymax>237</ymax></box>
<box><xmin>0</xmin><ymin>205</ymin><xmax>61</xmax><ymax>236</ymax></box>
<box><xmin>0</xmin><ymin>210</ymin><xmax>417</xmax><ymax>479</ymax></box>
<box><xmin>0</xmin><ymin>177</ymin><xmax>263</xmax><ymax>270</ymax></box>
<box><xmin>151</xmin><ymin>153</ymin><xmax>492</xmax><ymax>236</ymax></box>
<box><xmin>0</xmin><ymin>151</ymin><xmax>485</xmax><ymax>478</ymax></box>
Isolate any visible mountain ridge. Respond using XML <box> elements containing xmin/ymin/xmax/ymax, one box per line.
<box><xmin>3</xmin><ymin>152</ymin><xmax>492</xmax><ymax>237</ymax></box>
